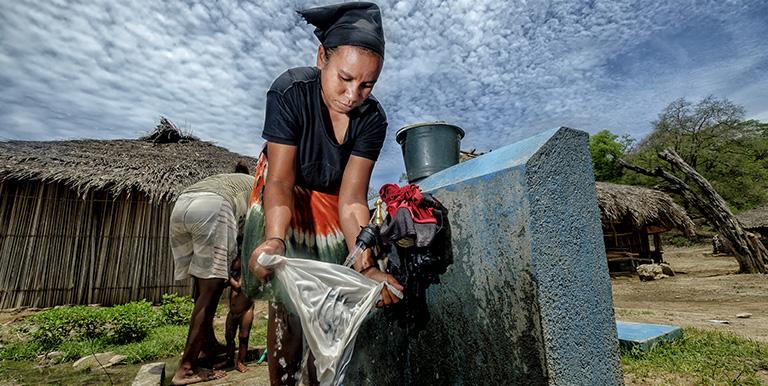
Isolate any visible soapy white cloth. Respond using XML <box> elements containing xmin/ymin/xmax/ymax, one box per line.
<box><xmin>257</xmin><ymin>253</ymin><xmax>383</xmax><ymax>386</ymax></box>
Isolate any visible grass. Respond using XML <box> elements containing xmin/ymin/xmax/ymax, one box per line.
<box><xmin>1</xmin><ymin>315</ymin><xmax>268</xmax><ymax>363</ymax></box>
<box><xmin>0</xmin><ymin>325</ymin><xmax>189</xmax><ymax>364</ymax></box>
<box><xmin>0</xmin><ymin>299</ymin><xmax>269</xmax><ymax>385</ymax></box>
<box><xmin>622</xmin><ymin>327</ymin><xmax>768</xmax><ymax>385</ymax></box>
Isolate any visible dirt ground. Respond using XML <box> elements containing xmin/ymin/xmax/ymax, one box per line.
<box><xmin>612</xmin><ymin>244</ymin><xmax>768</xmax><ymax>343</ymax></box>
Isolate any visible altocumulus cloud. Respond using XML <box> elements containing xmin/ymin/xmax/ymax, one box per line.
<box><xmin>1</xmin><ymin>0</ymin><xmax>767</xmax><ymax>186</ymax></box>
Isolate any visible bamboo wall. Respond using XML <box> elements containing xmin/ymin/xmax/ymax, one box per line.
<box><xmin>0</xmin><ymin>180</ymin><xmax>191</xmax><ymax>309</ymax></box>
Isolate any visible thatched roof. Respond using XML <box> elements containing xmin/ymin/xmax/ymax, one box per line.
<box><xmin>0</xmin><ymin>119</ymin><xmax>258</xmax><ymax>202</ymax></box>
<box><xmin>596</xmin><ymin>182</ymin><xmax>696</xmax><ymax>236</ymax></box>
<box><xmin>736</xmin><ymin>205</ymin><xmax>768</xmax><ymax>229</ymax></box>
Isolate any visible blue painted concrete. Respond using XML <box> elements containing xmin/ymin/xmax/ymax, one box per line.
<box><xmin>346</xmin><ymin>127</ymin><xmax>623</xmax><ymax>385</ymax></box>
<box><xmin>617</xmin><ymin>321</ymin><xmax>683</xmax><ymax>351</ymax></box>
<box><xmin>417</xmin><ymin>127</ymin><xmax>560</xmax><ymax>193</ymax></box>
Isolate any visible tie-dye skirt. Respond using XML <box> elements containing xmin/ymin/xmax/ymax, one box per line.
<box><xmin>241</xmin><ymin>152</ymin><xmax>348</xmax><ymax>298</ymax></box>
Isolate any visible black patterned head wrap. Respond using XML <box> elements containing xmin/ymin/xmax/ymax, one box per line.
<box><xmin>298</xmin><ymin>2</ymin><xmax>385</xmax><ymax>58</ymax></box>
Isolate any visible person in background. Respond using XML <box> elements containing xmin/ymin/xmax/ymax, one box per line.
<box><xmin>170</xmin><ymin>162</ymin><xmax>253</xmax><ymax>385</ymax></box>
<box><xmin>219</xmin><ymin>257</ymin><xmax>255</xmax><ymax>373</ymax></box>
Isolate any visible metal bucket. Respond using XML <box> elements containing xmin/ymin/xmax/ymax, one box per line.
<box><xmin>396</xmin><ymin>122</ymin><xmax>465</xmax><ymax>182</ymax></box>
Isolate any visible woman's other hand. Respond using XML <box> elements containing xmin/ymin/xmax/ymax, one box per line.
<box><xmin>363</xmin><ymin>267</ymin><xmax>404</xmax><ymax>307</ymax></box>
<box><xmin>248</xmin><ymin>238</ymin><xmax>285</xmax><ymax>283</ymax></box>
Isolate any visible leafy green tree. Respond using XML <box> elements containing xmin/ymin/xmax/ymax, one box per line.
<box><xmin>622</xmin><ymin>96</ymin><xmax>768</xmax><ymax>211</ymax></box>
<box><xmin>589</xmin><ymin>130</ymin><xmax>634</xmax><ymax>182</ymax></box>
<box><xmin>637</xmin><ymin>96</ymin><xmax>745</xmax><ymax>170</ymax></box>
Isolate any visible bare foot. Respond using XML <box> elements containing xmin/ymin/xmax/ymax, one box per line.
<box><xmin>235</xmin><ymin>362</ymin><xmax>249</xmax><ymax>373</ymax></box>
<box><xmin>171</xmin><ymin>368</ymin><xmax>226</xmax><ymax>385</ymax></box>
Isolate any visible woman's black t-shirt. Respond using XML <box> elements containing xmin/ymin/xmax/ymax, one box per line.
<box><xmin>261</xmin><ymin>67</ymin><xmax>388</xmax><ymax>193</ymax></box>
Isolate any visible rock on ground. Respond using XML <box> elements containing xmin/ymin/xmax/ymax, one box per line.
<box><xmin>73</xmin><ymin>352</ymin><xmax>127</xmax><ymax>371</ymax></box>
<box><xmin>35</xmin><ymin>350</ymin><xmax>65</xmax><ymax>366</ymax></box>
<box><xmin>637</xmin><ymin>264</ymin><xmax>674</xmax><ymax>281</ymax></box>
<box><xmin>659</xmin><ymin>262</ymin><xmax>675</xmax><ymax>276</ymax></box>
<box><xmin>132</xmin><ymin>362</ymin><xmax>165</xmax><ymax>386</ymax></box>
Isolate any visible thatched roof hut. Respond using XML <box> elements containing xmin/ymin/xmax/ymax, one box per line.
<box><xmin>0</xmin><ymin>119</ymin><xmax>257</xmax><ymax>308</ymax></box>
<box><xmin>736</xmin><ymin>205</ymin><xmax>768</xmax><ymax>230</ymax></box>
<box><xmin>0</xmin><ymin>119</ymin><xmax>255</xmax><ymax>203</ymax></box>
<box><xmin>596</xmin><ymin>182</ymin><xmax>695</xmax><ymax>237</ymax></box>
<box><xmin>736</xmin><ymin>205</ymin><xmax>768</xmax><ymax>248</ymax></box>
<box><xmin>595</xmin><ymin>182</ymin><xmax>695</xmax><ymax>269</ymax></box>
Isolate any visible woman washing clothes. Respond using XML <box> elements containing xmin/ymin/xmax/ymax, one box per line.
<box><xmin>241</xmin><ymin>2</ymin><xmax>402</xmax><ymax>385</ymax></box>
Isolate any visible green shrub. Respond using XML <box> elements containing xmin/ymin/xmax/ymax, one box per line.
<box><xmin>103</xmin><ymin>300</ymin><xmax>160</xmax><ymax>344</ymax></box>
<box><xmin>662</xmin><ymin>232</ymin><xmax>711</xmax><ymax>248</ymax></box>
<box><xmin>159</xmin><ymin>293</ymin><xmax>194</xmax><ymax>325</ymax></box>
<box><xmin>0</xmin><ymin>341</ymin><xmax>42</xmax><ymax>361</ymax></box>
<box><xmin>27</xmin><ymin>306</ymin><xmax>107</xmax><ymax>350</ymax></box>
<box><xmin>0</xmin><ymin>294</ymin><xmax>195</xmax><ymax>364</ymax></box>
<box><xmin>24</xmin><ymin>300</ymin><xmax>163</xmax><ymax>349</ymax></box>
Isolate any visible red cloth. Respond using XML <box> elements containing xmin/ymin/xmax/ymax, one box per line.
<box><xmin>378</xmin><ymin>183</ymin><xmax>437</xmax><ymax>224</ymax></box>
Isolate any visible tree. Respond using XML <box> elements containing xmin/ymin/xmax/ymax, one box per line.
<box><xmin>641</xmin><ymin>95</ymin><xmax>744</xmax><ymax>170</ymax></box>
<box><xmin>623</xmin><ymin>96</ymin><xmax>768</xmax><ymax>211</ymax></box>
<box><xmin>589</xmin><ymin>130</ymin><xmax>634</xmax><ymax>182</ymax></box>
<box><xmin>621</xmin><ymin>149</ymin><xmax>767</xmax><ymax>274</ymax></box>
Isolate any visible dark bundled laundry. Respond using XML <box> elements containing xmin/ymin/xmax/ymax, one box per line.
<box><xmin>378</xmin><ymin>184</ymin><xmax>452</xmax><ymax>333</ymax></box>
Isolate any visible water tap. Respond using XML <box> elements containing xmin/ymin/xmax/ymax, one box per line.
<box><xmin>342</xmin><ymin>199</ymin><xmax>385</xmax><ymax>268</ymax></box>
<box><xmin>342</xmin><ymin>222</ymin><xmax>380</xmax><ymax>267</ymax></box>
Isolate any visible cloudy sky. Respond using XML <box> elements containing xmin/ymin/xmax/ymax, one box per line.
<box><xmin>1</xmin><ymin>1</ymin><xmax>767</xmax><ymax>187</ymax></box>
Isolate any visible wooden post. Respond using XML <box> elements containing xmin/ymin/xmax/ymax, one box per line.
<box><xmin>653</xmin><ymin>233</ymin><xmax>662</xmax><ymax>263</ymax></box>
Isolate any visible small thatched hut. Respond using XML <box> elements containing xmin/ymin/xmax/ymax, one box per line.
<box><xmin>0</xmin><ymin>119</ymin><xmax>257</xmax><ymax>308</ymax></box>
<box><xmin>736</xmin><ymin>205</ymin><xmax>768</xmax><ymax>248</ymax></box>
<box><xmin>596</xmin><ymin>182</ymin><xmax>695</xmax><ymax>269</ymax></box>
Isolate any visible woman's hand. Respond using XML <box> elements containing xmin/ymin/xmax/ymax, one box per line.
<box><xmin>248</xmin><ymin>238</ymin><xmax>285</xmax><ymax>283</ymax></box>
<box><xmin>363</xmin><ymin>267</ymin><xmax>404</xmax><ymax>307</ymax></box>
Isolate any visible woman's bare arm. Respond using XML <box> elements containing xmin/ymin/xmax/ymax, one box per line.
<box><xmin>262</xmin><ymin>142</ymin><xmax>296</xmax><ymax>240</ymax></box>
<box><xmin>248</xmin><ymin>142</ymin><xmax>296</xmax><ymax>281</ymax></box>
<box><xmin>338</xmin><ymin>155</ymin><xmax>403</xmax><ymax>305</ymax></box>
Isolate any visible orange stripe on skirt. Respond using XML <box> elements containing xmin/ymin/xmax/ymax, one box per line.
<box><xmin>241</xmin><ymin>152</ymin><xmax>348</xmax><ymax>298</ymax></box>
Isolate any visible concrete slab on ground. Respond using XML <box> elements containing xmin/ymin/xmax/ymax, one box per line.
<box><xmin>616</xmin><ymin>321</ymin><xmax>683</xmax><ymax>351</ymax></box>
